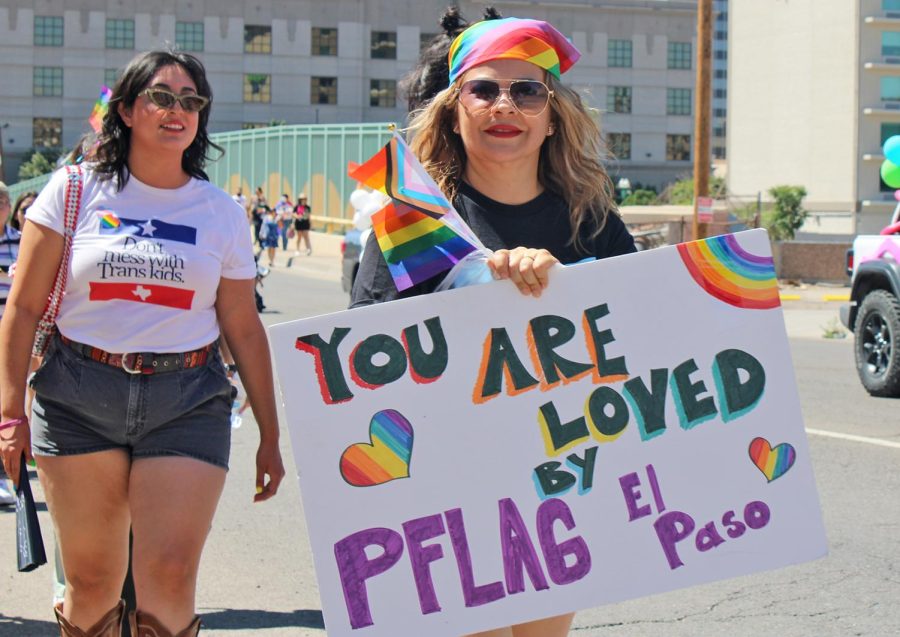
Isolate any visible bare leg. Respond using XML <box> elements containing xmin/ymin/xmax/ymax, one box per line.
<box><xmin>302</xmin><ymin>230</ymin><xmax>312</xmax><ymax>253</ymax></box>
<box><xmin>130</xmin><ymin>456</ymin><xmax>226</xmax><ymax>633</ymax></box>
<box><xmin>463</xmin><ymin>613</ymin><xmax>574</xmax><ymax>637</ymax></box>
<box><xmin>267</xmin><ymin>246</ymin><xmax>276</xmax><ymax>266</ymax></box>
<box><xmin>38</xmin><ymin>450</ymin><xmax>131</xmax><ymax>629</ymax></box>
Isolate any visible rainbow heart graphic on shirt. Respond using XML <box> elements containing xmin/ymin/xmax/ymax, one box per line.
<box><xmin>748</xmin><ymin>437</ymin><xmax>796</xmax><ymax>482</ymax></box>
<box><xmin>677</xmin><ymin>234</ymin><xmax>779</xmax><ymax>309</ymax></box>
<box><xmin>340</xmin><ymin>409</ymin><xmax>414</xmax><ymax>487</ymax></box>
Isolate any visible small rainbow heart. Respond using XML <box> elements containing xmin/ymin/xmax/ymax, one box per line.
<box><xmin>340</xmin><ymin>409</ymin><xmax>414</xmax><ymax>487</ymax></box>
<box><xmin>748</xmin><ymin>437</ymin><xmax>796</xmax><ymax>482</ymax></box>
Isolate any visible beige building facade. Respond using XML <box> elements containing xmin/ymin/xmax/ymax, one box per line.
<box><xmin>729</xmin><ymin>0</ymin><xmax>900</xmax><ymax>236</ymax></box>
<box><xmin>0</xmin><ymin>0</ymin><xmax>699</xmax><ymax>190</ymax></box>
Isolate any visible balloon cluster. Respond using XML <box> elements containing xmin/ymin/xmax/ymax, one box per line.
<box><xmin>881</xmin><ymin>135</ymin><xmax>900</xmax><ymax>201</ymax></box>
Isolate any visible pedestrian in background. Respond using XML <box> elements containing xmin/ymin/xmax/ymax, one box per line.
<box><xmin>0</xmin><ymin>49</ymin><xmax>284</xmax><ymax>637</ymax></box>
<box><xmin>293</xmin><ymin>193</ymin><xmax>312</xmax><ymax>255</ymax></box>
<box><xmin>275</xmin><ymin>193</ymin><xmax>294</xmax><ymax>251</ymax></box>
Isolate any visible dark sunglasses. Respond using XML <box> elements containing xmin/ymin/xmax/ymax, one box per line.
<box><xmin>456</xmin><ymin>79</ymin><xmax>553</xmax><ymax>117</ymax></box>
<box><xmin>139</xmin><ymin>88</ymin><xmax>209</xmax><ymax>113</ymax></box>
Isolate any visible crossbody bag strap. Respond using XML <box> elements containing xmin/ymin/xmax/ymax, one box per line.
<box><xmin>33</xmin><ymin>164</ymin><xmax>84</xmax><ymax>356</ymax></box>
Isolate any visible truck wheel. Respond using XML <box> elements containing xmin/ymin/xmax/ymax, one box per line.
<box><xmin>854</xmin><ymin>290</ymin><xmax>900</xmax><ymax>397</ymax></box>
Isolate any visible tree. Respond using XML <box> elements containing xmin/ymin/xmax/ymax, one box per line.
<box><xmin>657</xmin><ymin>175</ymin><xmax>727</xmax><ymax>205</ymax></box>
<box><xmin>765</xmin><ymin>185</ymin><xmax>808</xmax><ymax>241</ymax></box>
<box><xmin>621</xmin><ymin>189</ymin><xmax>657</xmax><ymax>206</ymax></box>
<box><xmin>18</xmin><ymin>151</ymin><xmax>55</xmax><ymax>179</ymax></box>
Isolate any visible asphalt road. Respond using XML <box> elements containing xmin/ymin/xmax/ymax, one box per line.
<box><xmin>2</xmin><ymin>247</ymin><xmax>898</xmax><ymax>637</ymax></box>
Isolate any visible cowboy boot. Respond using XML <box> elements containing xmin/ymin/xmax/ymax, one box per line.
<box><xmin>55</xmin><ymin>600</ymin><xmax>125</xmax><ymax>637</ymax></box>
<box><xmin>128</xmin><ymin>609</ymin><xmax>201</xmax><ymax>637</ymax></box>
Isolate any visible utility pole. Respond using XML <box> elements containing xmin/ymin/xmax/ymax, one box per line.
<box><xmin>692</xmin><ymin>0</ymin><xmax>712</xmax><ymax>240</ymax></box>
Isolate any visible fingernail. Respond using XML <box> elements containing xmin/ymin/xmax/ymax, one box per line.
<box><xmin>255</xmin><ymin>486</ymin><xmax>264</xmax><ymax>494</ymax></box>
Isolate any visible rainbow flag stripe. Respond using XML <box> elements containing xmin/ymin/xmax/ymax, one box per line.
<box><xmin>340</xmin><ymin>410</ymin><xmax>414</xmax><ymax>487</ymax></box>
<box><xmin>349</xmin><ymin>134</ymin><xmax>482</xmax><ymax>291</ymax></box>
<box><xmin>677</xmin><ymin>234</ymin><xmax>779</xmax><ymax>309</ymax></box>
<box><xmin>371</xmin><ymin>201</ymin><xmax>477</xmax><ymax>291</ymax></box>
<box><xmin>88</xmin><ymin>85</ymin><xmax>112</xmax><ymax>133</ymax></box>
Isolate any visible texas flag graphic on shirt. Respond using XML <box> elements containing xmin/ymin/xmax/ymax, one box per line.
<box><xmin>90</xmin><ymin>211</ymin><xmax>197</xmax><ymax>309</ymax></box>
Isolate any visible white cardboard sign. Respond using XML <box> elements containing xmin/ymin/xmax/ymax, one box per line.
<box><xmin>269</xmin><ymin>229</ymin><xmax>827</xmax><ymax>637</ymax></box>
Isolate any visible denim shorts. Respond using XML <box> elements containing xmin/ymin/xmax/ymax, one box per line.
<box><xmin>29</xmin><ymin>334</ymin><xmax>233</xmax><ymax>470</ymax></box>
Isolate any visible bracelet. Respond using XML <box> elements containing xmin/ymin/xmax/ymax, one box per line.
<box><xmin>0</xmin><ymin>417</ymin><xmax>27</xmax><ymax>431</ymax></box>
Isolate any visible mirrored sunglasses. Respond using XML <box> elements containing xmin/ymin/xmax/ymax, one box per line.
<box><xmin>457</xmin><ymin>79</ymin><xmax>553</xmax><ymax>117</ymax></box>
<box><xmin>140</xmin><ymin>88</ymin><xmax>209</xmax><ymax>113</ymax></box>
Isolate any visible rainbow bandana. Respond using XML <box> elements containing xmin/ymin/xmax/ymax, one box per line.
<box><xmin>448</xmin><ymin>17</ymin><xmax>581</xmax><ymax>85</ymax></box>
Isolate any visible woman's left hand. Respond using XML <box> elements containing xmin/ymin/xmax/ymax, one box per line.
<box><xmin>488</xmin><ymin>247</ymin><xmax>558</xmax><ymax>297</ymax></box>
<box><xmin>254</xmin><ymin>439</ymin><xmax>285</xmax><ymax>502</ymax></box>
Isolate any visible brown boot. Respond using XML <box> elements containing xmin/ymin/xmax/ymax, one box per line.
<box><xmin>54</xmin><ymin>600</ymin><xmax>125</xmax><ymax>637</ymax></box>
<box><xmin>128</xmin><ymin>609</ymin><xmax>201</xmax><ymax>637</ymax></box>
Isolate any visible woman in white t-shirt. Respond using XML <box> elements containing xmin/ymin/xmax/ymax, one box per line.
<box><xmin>0</xmin><ymin>50</ymin><xmax>285</xmax><ymax>637</ymax></box>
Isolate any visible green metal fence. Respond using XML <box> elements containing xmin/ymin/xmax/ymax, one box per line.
<box><xmin>7</xmin><ymin>123</ymin><xmax>396</xmax><ymax>232</ymax></box>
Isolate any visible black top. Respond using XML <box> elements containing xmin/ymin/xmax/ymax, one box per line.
<box><xmin>349</xmin><ymin>181</ymin><xmax>636</xmax><ymax>308</ymax></box>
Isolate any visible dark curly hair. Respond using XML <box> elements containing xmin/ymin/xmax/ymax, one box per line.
<box><xmin>401</xmin><ymin>6</ymin><xmax>503</xmax><ymax>112</ymax></box>
<box><xmin>90</xmin><ymin>49</ymin><xmax>223</xmax><ymax>189</ymax></box>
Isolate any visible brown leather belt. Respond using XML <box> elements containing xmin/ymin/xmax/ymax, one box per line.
<box><xmin>59</xmin><ymin>335</ymin><xmax>215</xmax><ymax>375</ymax></box>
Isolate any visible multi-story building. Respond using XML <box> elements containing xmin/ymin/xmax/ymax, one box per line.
<box><xmin>729</xmin><ymin>0</ymin><xmax>900</xmax><ymax>235</ymax></box>
<box><xmin>0</xmin><ymin>0</ymin><xmax>699</xmax><ymax>190</ymax></box>
<box><xmin>711</xmin><ymin>0</ymin><xmax>727</xmax><ymax>161</ymax></box>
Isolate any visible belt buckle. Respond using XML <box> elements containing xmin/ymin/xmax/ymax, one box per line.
<box><xmin>121</xmin><ymin>353</ymin><xmax>143</xmax><ymax>375</ymax></box>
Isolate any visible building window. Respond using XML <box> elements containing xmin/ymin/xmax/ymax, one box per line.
<box><xmin>34</xmin><ymin>67</ymin><xmax>63</xmax><ymax>97</ymax></box>
<box><xmin>885</xmin><ymin>0</ymin><xmax>900</xmax><ymax>11</ymax></box>
<box><xmin>883</xmin><ymin>32</ymin><xmax>900</xmax><ymax>57</ymax></box>
<box><xmin>370</xmin><ymin>79</ymin><xmax>397</xmax><ymax>107</ymax></box>
<box><xmin>666</xmin><ymin>134</ymin><xmax>691</xmax><ymax>161</ymax></box>
<box><xmin>715</xmin><ymin>30</ymin><xmax>727</xmax><ymax>40</ymax></box>
<box><xmin>606</xmin><ymin>86</ymin><xmax>632</xmax><ymax>114</ymax></box>
<box><xmin>105</xmin><ymin>19</ymin><xmax>134</xmax><ymax>49</ymax></box>
<box><xmin>244</xmin><ymin>25</ymin><xmax>272</xmax><ymax>54</ymax></box>
<box><xmin>713</xmin><ymin>108</ymin><xmax>727</xmax><ymax>118</ymax></box>
<box><xmin>713</xmin><ymin>126</ymin><xmax>726</xmax><ymax>137</ymax></box>
<box><xmin>175</xmin><ymin>21</ymin><xmax>204</xmax><ymax>52</ymax></box>
<box><xmin>667</xmin><ymin>88</ymin><xmax>692</xmax><ymax>116</ymax></box>
<box><xmin>312</xmin><ymin>27</ymin><xmax>338</xmax><ymax>56</ymax></box>
<box><xmin>714</xmin><ymin>49</ymin><xmax>727</xmax><ymax>60</ymax></box>
<box><xmin>881</xmin><ymin>76</ymin><xmax>900</xmax><ymax>101</ymax></box>
<box><xmin>608</xmin><ymin>39</ymin><xmax>632</xmax><ymax>68</ymax></box>
<box><xmin>243</xmin><ymin>74</ymin><xmax>271</xmax><ymax>102</ymax></box>
<box><xmin>881</xmin><ymin>123</ymin><xmax>900</xmax><ymax>144</ymax></box>
<box><xmin>33</xmin><ymin>117</ymin><xmax>62</xmax><ymax>148</ymax></box>
<box><xmin>105</xmin><ymin>68</ymin><xmax>120</xmax><ymax>88</ymax></box>
<box><xmin>713</xmin><ymin>146</ymin><xmax>726</xmax><ymax>159</ymax></box>
<box><xmin>312</xmin><ymin>76</ymin><xmax>337</xmax><ymax>104</ymax></box>
<box><xmin>34</xmin><ymin>16</ymin><xmax>64</xmax><ymax>46</ymax></box>
<box><xmin>667</xmin><ymin>42</ymin><xmax>691</xmax><ymax>70</ymax></box>
<box><xmin>371</xmin><ymin>31</ymin><xmax>397</xmax><ymax>59</ymax></box>
<box><xmin>607</xmin><ymin>133</ymin><xmax>631</xmax><ymax>160</ymax></box>
<box><xmin>714</xmin><ymin>69</ymin><xmax>727</xmax><ymax>79</ymax></box>
<box><xmin>714</xmin><ymin>88</ymin><xmax>727</xmax><ymax>99</ymax></box>
<box><xmin>420</xmin><ymin>32</ymin><xmax>437</xmax><ymax>51</ymax></box>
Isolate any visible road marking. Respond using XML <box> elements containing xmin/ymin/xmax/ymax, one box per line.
<box><xmin>780</xmin><ymin>294</ymin><xmax>801</xmax><ymax>301</ymax></box>
<box><xmin>822</xmin><ymin>294</ymin><xmax>850</xmax><ymax>302</ymax></box>
<box><xmin>807</xmin><ymin>427</ymin><xmax>900</xmax><ymax>449</ymax></box>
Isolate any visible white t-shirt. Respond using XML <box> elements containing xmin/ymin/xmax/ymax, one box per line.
<box><xmin>27</xmin><ymin>166</ymin><xmax>256</xmax><ymax>353</ymax></box>
<box><xmin>232</xmin><ymin>193</ymin><xmax>247</xmax><ymax>208</ymax></box>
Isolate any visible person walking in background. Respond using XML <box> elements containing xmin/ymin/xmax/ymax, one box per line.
<box><xmin>351</xmin><ymin>16</ymin><xmax>635</xmax><ymax>637</ymax></box>
<box><xmin>249</xmin><ymin>186</ymin><xmax>267</xmax><ymax>247</ymax></box>
<box><xmin>260</xmin><ymin>207</ymin><xmax>280</xmax><ymax>267</ymax></box>
<box><xmin>231</xmin><ymin>187</ymin><xmax>247</xmax><ymax>214</ymax></box>
<box><xmin>293</xmin><ymin>193</ymin><xmax>312</xmax><ymax>255</ymax></box>
<box><xmin>275</xmin><ymin>193</ymin><xmax>293</xmax><ymax>251</ymax></box>
<box><xmin>0</xmin><ymin>49</ymin><xmax>284</xmax><ymax>637</ymax></box>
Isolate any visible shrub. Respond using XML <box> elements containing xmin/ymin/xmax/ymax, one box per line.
<box><xmin>621</xmin><ymin>189</ymin><xmax>657</xmax><ymax>206</ymax></box>
<box><xmin>765</xmin><ymin>185</ymin><xmax>808</xmax><ymax>241</ymax></box>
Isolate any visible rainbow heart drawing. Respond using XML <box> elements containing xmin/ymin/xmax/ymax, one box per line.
<box><xmin>748</xmin><ymin>437</ymin><xmax>796</xmax><ymax>482</ymax></box>
<box><xmin>340</xmin><ymin>409</ymin><xmax>414</xmax><ymax>487</ymax></box>
<box><xmin>677</xmin><ymin>234</ymin><xmax>780</xmax><ymax>309</ymax></box>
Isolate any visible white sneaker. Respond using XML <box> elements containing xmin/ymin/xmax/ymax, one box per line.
<box><xmin>0</xmin><ymin>478</ymin><xmax>16</xmax><ymax>506</ymax></box>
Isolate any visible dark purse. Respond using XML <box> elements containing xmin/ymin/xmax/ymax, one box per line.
<box><xmin>15</xmin><ymin>453</ymin><xmax>47</xmax><ymax>572</ymax></box>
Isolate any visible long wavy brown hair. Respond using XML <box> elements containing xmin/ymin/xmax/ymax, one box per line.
<box><xmin>407</xmin><ymin>73</ymin><xmax>617</xmax><ymax>249</ymax></box>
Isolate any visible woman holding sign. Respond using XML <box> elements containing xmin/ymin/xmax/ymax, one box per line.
<box><xmin>0</xmin><ymin>49</ymin><xmax>284</xmax><ymax>637</ymax></box>
<box><xmin>351</xmin><ymin>16</ymin><xmax>635</xmax><ymax>637</ymax></box>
